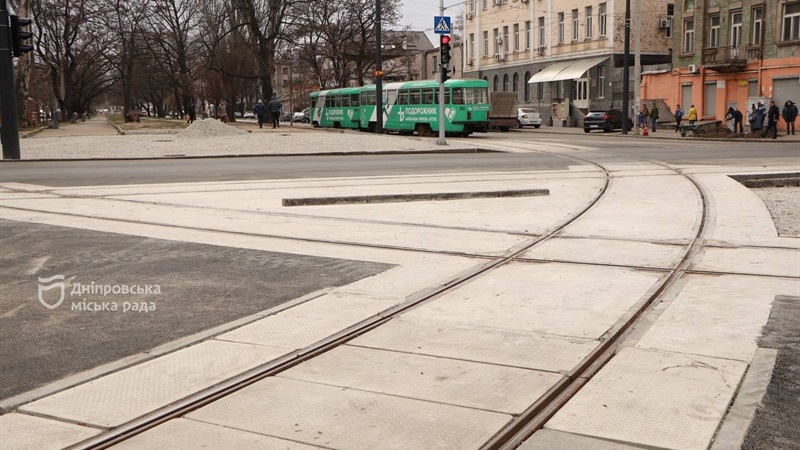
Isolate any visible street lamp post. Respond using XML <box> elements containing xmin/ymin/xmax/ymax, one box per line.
<box><xmin>375</xmin><ymin>0</ymin><xmax>383</xmax><ymax>133</ymax></box>
<box><xmin>622</xmin><ymin>0</ymin><xmax>631</xmax><ymax>134</ymax></box>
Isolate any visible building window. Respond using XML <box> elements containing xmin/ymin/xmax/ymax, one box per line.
<box><xmin>493</xmin><ymin>75</ymin><xmax>499</xmax><ymax>91</ymax></box>
<box><xmin>751</xmin><ymin>7</ymin><xmax>763</xmax><ymax>45</ymax></box>
<box><xmin>503</xmin><ymin>74</ymin><xmax>509</xmax><ymax>91</ymax></box>
<box><xmin>483</xmin><ymin>31</ymin><xmax>489</xmax><ymax>57</ymax></box>
<box><xmin>748</xmin><ymin>80</ymin><xmax>758</xmax><ymax>97</ymax></box>
<box><xmin>493</xmin><ymin>28</ymin><xmax>499</xmax><ymax>54</ymax></box>
<box><xmin>469</xmin><ymin>33</ymin><xmax>475</xmax><ymax>58</ymax></box>
<box><xmin>784</xmin><ymin>1</ymin><xmax>800</xmax><ymax>41</ymax></box>
<box><xmin>525</xmin><ymin>21</ymin><xmax>532</xmax><ymax>49</ymax></box>
<box><xmin>708</xmin><ymin>14</ymin><xmax>720</xmax><ymax>48</ymax></box>
<box><xmin>599</xmin><ymin>3</ymin><xmax>607</xmax><ymax>37</ymax></box>
<box><xmin>572</xmin><ymin>9</ymin><xmax>579</xmax><ymax>41</ymax></box>
<box><xmin>684</xmin><ymin>0</ymin><xmax>694</xmax><ymax>11</ymax></box>
<box><xmin>558</xmin><ymin>13</ymin><xmax>565</xmax><ymax>44</ymax></box>
<box><xmin>684</xmin><ymin>19</ymin><xmax>695</xmax><ymax>53</ymax></box>
<box><xmin>469</xmin><ymin>0</ymin><xmax>475</xmax><ymax>14</ymax></box>
<box><xmin>597</xmin><ymin>65</ymin><xmax>606</xmax><ymax>98</ymax></box>
<box><xmin>704</xmin><ymin>82</ymin><xmax>716</xmax><ymax>116</ymax></box>
<box><xmin>482</xmin><ymin>0</ymin><xmax>487</xmax><ymax>10</ymax></box>
<box><xmin>730</xmin><ymin>11</ymin><xmax>742</xmax><ymax>47</ymax></box>
<box><xmin>513</xmin><ymin>23</ymin><xmax>520</xmax><ymax>51</ymax></box>
<box><xmin>513</xmin><ymin>73</ymin><xmax>519</xmax><ymax>94</ymax></box>
<box><xmin>503</xmin><ymin>26</ymin><xmax>509</xmax><ymax>53</ymax></box>
<box><xmin>538</xmin><ymin>17</ymin><xmax>545</xmax><ymax>48</ymax></box>
<box><xmin>432</xmin><ymin>55</ymin><xmax>438</xmax><ymax>73</ymax></box>
<box><xmin>585</xmin><ymin>6</ymin><xmax>593</xmax><ymax>39</ymax></box>
<box><xmin>524</xmin><ymin>71</ymin><xmax>531</xmax><ymax>101</ymax></box>
<box><xmin>538</xmin><ymin>83</ymin><xmax>545</xmax><ymax>101</ymax></box>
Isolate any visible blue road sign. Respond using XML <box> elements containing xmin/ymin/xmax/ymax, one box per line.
<box><xmin>434</xmin><ymin>16</ymin><xmax>451</xmax><ymax>34</ymax></box>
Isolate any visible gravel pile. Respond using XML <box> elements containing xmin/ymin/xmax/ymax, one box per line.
<box><xmin>176</xmin><ymin>119</ymin><xmax>248</xmax><ymax>138</ymax></box>
<box><xmin>752</xmin><ymin>186</ymin><xmax>800</xmax><ymax>236</ymax></box>
<box><xmin>18</xmin><ymin>127</ymin><xmax>457</xmax><ymax>160</ymax></box>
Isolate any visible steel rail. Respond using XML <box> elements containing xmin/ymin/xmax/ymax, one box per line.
<box><xmin>478</xmin><ymin>146</ymin><xmax>712</xmax><ymax>450</ymax></box>
<box><xmin>64</xmin><ymin>148</ymin><xmax>613</xmax><ymax>449</ymax></box>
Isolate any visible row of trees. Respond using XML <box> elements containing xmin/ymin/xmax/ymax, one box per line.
<box><xmin>10</xmin><ymin>0</ymin><xmax>410</xmax><ymax>122</ymax></box>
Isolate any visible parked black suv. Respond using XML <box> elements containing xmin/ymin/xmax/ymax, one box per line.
<box><xmin>583</xmin><ymin>109</ymin><xmax>633</xmax><ymax>133</ymax></box>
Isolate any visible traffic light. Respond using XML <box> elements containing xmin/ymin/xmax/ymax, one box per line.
<box><xmin>440</xmin><ymin>34</ymin><xmax>452</xmax><ymax>82</ymax></box>
<box><xmin>11</xmin><ymin>15</ymin><xmax>34</xmax><ymax>57</ymax></box>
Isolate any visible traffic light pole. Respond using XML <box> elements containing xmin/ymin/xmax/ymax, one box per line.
<box><xmin>0</xmin><ymin>0</ymin><xmax>22</xmax><ymax>159</ymax></box>
<box><xmin>437</xmin><ymin>0</ymin><xmax>446</xmax><ymax>145</ymax></box>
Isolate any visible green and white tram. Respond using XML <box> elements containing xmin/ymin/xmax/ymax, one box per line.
<box><xmin>310</xmin><ymin>87</ymin><xmax>361</xmax><ymax>129</ymax></box>
<box><xmin>311</xmin><ymin>79</ymin><xmax>490</xmax><ymax>137</ymax></box>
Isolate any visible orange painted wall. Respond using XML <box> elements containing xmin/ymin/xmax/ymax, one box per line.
<box><xmin>642</xmin><ymin>56</ymin><xmax>800</xmax><ymax>129</ymax></box>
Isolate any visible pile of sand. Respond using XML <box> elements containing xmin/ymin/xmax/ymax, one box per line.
<box><xmin>175</xmin><ymin>118</ymin><xmax>248</xmax><ymax>139</ymax></box>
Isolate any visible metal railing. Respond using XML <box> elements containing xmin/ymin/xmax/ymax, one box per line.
<box><xmin>702</xmin><ymin>45</ymin><xmax>760</xmax><ymax>66</ymax></box>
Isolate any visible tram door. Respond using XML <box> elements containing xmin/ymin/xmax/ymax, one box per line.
<box><xmin>573</xmin><ymin>79</ymin><xmax>589</xmax><ymax>110</ymax></box>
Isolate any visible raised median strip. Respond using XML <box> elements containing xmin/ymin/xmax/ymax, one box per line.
<box><xmin>282</xmin><ymin>188</ymin><xmax>550</xmax><ymax>207</ymax></box>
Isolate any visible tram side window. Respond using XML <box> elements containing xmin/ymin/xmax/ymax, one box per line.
<box><xmin>398</xmin><ymin>90</ymin><xmax>409</xmax><ymax>105</ymax></box>
<box><xmin>342</xmin><ymin>95</ymin><xmax>350</xmax><ymax>107</ymax></box>
<box><xmin>351</xmin><ymin>94</ymin><xmax>360</xmax><ymax>107</ymax></box>
<box><xmin>452</xmin><ymin>88</ymin><xmax>464</xmax><ymax>105</ymax></box>
<box><xmin>325</xmin><ymin>97</ymin><xmax>333</xmax><ymax>107</ymax></box>
<box><xmin>422</xmin><ymin>88</ymin><xmax>434</xmax><ymax>104</ymax></box>
<box><xmin>360</xmin><ymin>92</ymin><xmax>367</xmax><ymax>105</ymax></box>
<box><xmin>368</xmin><ymin>92</ymin><xmax>377</xmax><ymax>105</ymax></box>
<box><xmin>409</xmin><ymin>90</ymin><xmax>421</xmax><ymax>105</ymax></box>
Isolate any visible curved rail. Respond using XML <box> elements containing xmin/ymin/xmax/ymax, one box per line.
<box><xmin>58</xmin><ymin>147</ymin><xmax>612</xmax><ymax>449</ymax></box>
<box><xmin>478</xmin><ymin>143</ymin><xmax>711</xmax><ymax>449</ymax></box>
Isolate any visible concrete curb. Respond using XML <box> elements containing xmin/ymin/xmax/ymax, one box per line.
<box><xmin>729</xmin><ymin>172</ymin><xmax>800</xmax><ymax>188</ymax></box>
<box><xmin>20</xmin><ymin>126</ymin><xmax>47</xmax><ymax>139</ymax></box>
<box><xmin>282</xmin><ymin>188</ymin><xmax>550</xmax><ymax>206</ymax></box>
<box><xmin>710</xmin><ymin>348</ymin><xmax>778</xmax><ymax>450</ymax></box>
<box><xmin>107</xmin><ymin>117</ymin><xmax>126</xmax><ymax>135</ymax></box>
<box><xmin>513</xmin><ymin>127</ymin><xmax>800</xmax><ymax>143</ymax></box>
<box><xmin>0</xmin><ymin>148</ymin><xmax>495</xmax><ymax>163</ymax></box>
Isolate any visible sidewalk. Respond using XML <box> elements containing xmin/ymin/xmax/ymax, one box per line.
<box><xmin>522</xmin><ymin>124</ymin><xmax>800</xmax><ymax>143</ymax></box>
<box><xmin>28</xmin><ymin>116</ymin><xmax>118</xmax><ymax>138</ymax></box>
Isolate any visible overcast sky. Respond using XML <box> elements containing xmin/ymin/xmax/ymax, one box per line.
<box><xmin>398</xmin><ymin>0</ymin><xmax>464</xmax><ymax>46</ymax></box>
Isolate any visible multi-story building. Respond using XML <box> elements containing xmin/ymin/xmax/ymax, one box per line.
<box><xmin>463</xmin><ymin>0</ymin><xmax>673</xmax><ymax>126</ymax></box>
<box><xmin>642</xmin><ymin>0</ymin><xmax>800</xmax><ymax>125</ymax></box>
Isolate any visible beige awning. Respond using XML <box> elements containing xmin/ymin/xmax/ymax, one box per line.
<box><xmin>528</xmin><ymin>56</ymin><xmax>609</xmax><ymax>83</ymax></box>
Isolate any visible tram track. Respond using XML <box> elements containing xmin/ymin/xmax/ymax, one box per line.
<box><xmin>37</xmin><ymin>145</ymin><xmax>616</xmax><ymax>449</ymax></box>
<box><xmin>4</xmin><ymin>142</ymin><xmax>719</xmax><ymax>449</ymax></box>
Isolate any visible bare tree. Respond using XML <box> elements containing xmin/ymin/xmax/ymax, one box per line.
<box><xmin>103</xmin><ymin>0</ymin><xmax>149</xmax><ymax>121</ymax></box>
<box><xmin>32</xmin><ymin>0</ymin><xmax>114</xmax><ymax>117</ymax></box>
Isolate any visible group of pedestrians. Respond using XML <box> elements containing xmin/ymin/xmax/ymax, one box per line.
<box><xmin>252</xmin><ymin>95</ymin><xmax>283</xmax><ymax>128</ymax></box>
<box><xmin>670</xmin><ymin>100</ymin><xmax>796</xmax><ymax>138</ymax></box>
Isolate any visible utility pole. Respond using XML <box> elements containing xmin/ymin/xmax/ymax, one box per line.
<box><xmin>437</xmin><ymin>0</ymin><xmax>447</xmax><ymax>146</ymax></box>
<box><xmin>375</xmin><ymin>0</ymin><xmax>383</xmax><ymax>133</ymax></box>
<box><xmin>0</xmin><ymin>0</ymin><xmax>21</xmax><ymax>159</ymax></box>
<box><xmin>621</xmin><ymin>0</ymin><xmax>631</xmax><ymax>134</ymax></box>
<box><xmin>633</xmin><ymin>0</ymin><xmax>641</xmax><ymax>135</ymax></box>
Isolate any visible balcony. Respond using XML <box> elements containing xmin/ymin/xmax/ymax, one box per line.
<box><xmin>702</xmin><ymin>46</ymin><xmax>760</xmax><ymax>72</ymax></box>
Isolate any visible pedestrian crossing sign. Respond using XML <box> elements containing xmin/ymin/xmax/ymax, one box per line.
<box><xmin>434</xmin><ymin>16</ymin><xmax>451</xmax><ymax>34</ymax></box>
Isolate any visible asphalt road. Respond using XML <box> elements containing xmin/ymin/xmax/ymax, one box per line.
<box><xmin>0</xmin><ymin>136</ymin><xmax>797</xmax><ymax>187</ymax></box>
<box><xmin>0</xmin><ymin>219</ymin><xmax>391</xmax><ymax>400</ymax></box>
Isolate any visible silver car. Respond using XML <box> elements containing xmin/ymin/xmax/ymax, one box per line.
<box><xmin>517</xmin><ymin>108</ymin><xmax>542</xmax><ymax>128</ymax></box>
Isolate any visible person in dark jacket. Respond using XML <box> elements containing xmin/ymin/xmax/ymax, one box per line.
<box><xmin>649</xmin><ymin>103</ymin><xmax>659</xmax><ymax>132</ymax></box>
<box><xmin>254</xmin><ymin>100</ymin><xmax>266</xmax><ymax>128</ymax></box>
<box><xmin>674</xmin><ymin>105</ymin><xmax>684</xmax><ymax>132</ymax></box>
<box><xmin>726</xmin><ymin>106</ymin><xmax>743</xmax><ymax>134</ymax></box>
<box><xmin>268</xmin><ymin>95</ymin><xmax>282</xmax><ymax>128</ymax></box>
<box><xmin>761</xmin><ymin>100</ymin><xmax>780</xmax><ymax>139</ymax></box>
<box><xmin>782</xmin><ymin>100</ymin><xmax>797</xmax><ymax>136</ymax></box>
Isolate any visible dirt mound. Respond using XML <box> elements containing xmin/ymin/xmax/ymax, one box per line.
<box><xmin>175</xmin><ymin>118</ymin><xmax>247</xmax><ymax>139</ymax></box>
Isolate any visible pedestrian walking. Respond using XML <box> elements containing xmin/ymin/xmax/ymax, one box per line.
<box><xmin>254</xmin><ymin>100</ymin><xmax>266</xmax><ymax>128</ymax></box>
<box><xmin>687</xmin><ymin>105</ymin><xmax>698</xmax><ymax>126</ymax></box>
<box><xmin>649</xmin><ymin>103</ymin><xmax>659</xmax><ymax>132</ymax></box>
<box><xmin>726</xmin><ymin>106</ymin><xmax>743</xmax><ymax>134</ymax></box>
<box><xmin>268</xmin><ymin>95</ymin><xmax>281</xmax><ymax>128</ymax></box>
<box><xmin>674</xmin><ymin>105</ymin><xmax>684</xmax><ymax>132</ymax></box>
<box><xmin>782</xmin><ymin>100</ymin><xmax>797</xmax><ymax>135</ymax></box>
<box><xmin>186</xmin><ymin>103</ymin><xmax>196</xmax><ymax>124</ymax></box>
<box><xmin>218</xmin><ymin>100</ymin><xmax>228</xmax><ymax>123</ymax></box>
<box><xmin>761</xmin><ymin>100</ymin><xmax>780</xmax><ymax>139</ymax></box>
